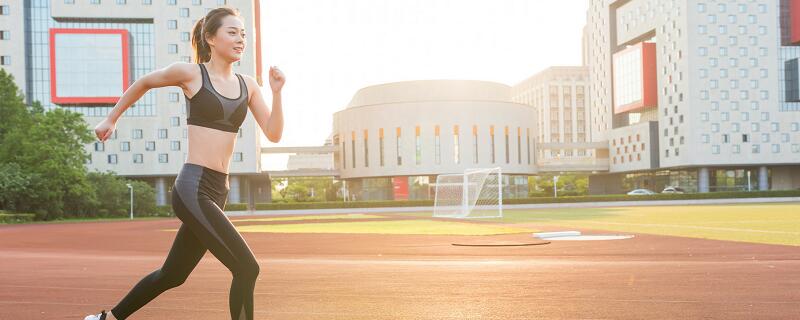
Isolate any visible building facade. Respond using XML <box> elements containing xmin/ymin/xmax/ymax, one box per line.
<box><xmin>585</xmin><ymin>0</ymin><xmax>800</xmax><ymax>192</ymax></box>
<box><xmin>511</xmin><ymin>66</ymin><xmax>593</xmax><ymax>163</ymax></box>
<box><xmin>332</xmin><ymin>80</ymin><xmax>537</xmax><ymax>200</ymax></box>
<box><xmin>0</xmin><ymin>0</ymin><xmax>270</xmax><ymax>207</ymax></box>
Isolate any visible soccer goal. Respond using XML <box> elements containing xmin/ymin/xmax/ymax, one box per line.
<box><xmin>433</xmin><ymin>167</ymin><xmax>503</xmax><ymax>219</ymax></box>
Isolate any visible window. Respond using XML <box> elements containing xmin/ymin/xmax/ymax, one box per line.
<box><xmin>95</xmin><ymin>142</ymin><xmax>105</xmax><ymax>152</ymax></box>
<box><xmin>169</xmin><ymin>92</ymin><xmax>180</xmax><ymax>102</ymax></box>
<box><xmin>116</xmin><ymin>0</ymin><xmax>127</xmax><ymax>4</ymax></box>
<box><xmin>181</xmin><ymin>32</ymin><xmax>190</xmax><ymax>42</ymax></box>
<box><xmin>158</xmin><ymin>129</ymin><xmax>168</xmax><ymax>139</ymax></box>
<box><xmin>743</xmin><ymin>134</ymin><xmax>750</xmax><ymax>143</ymax></box>
<box><xmin>192</xmin><ymin>0</ymin><xmax>202</xmax><ymax>5</ymax></box>
<box><xmin>473</xmin><ymin>125</ymin><xmax>479</xmax><ymax>164</ymax></box>
<box><xmin>351</xmin><ymin>132</ymin><xmax>356</xmax><ymax>168</ymax></box>
<box><xmin>0</xmin><ymin>5</ymin><xmax>8</xmax><ymax>14</ymax></box>
<box><xmin>167</xmin><ymin>0</ymin><xmax>177</xmax><ymax>5</ymax></box>
<box><xmin>146</xmin><ymin>141</ymin><xmax>156</xmax><ymax>151</ymax></box>
<box><xmin>504</xmin><ymin>127</ymin><xmax>510</xmax><ymax>164</ymax></box>
<box><xmin>238</xmin><ymin>128</ymin><xmax>242</xmax><ymax>138</ymax></box>
<box><xmin>90</xmin><ymin>0</ymin><xmax>101</xmax><ymax>4</ymax></box>
<box><xmin>0</xmin><ymin>31</ymin><xmax>9</xmax><ymax>40</ymax></box>
<box><xmin>108</xmin><ymin>154</ymin><xmax>118</xmax><ymax>164</ymax></box>
<box><xmin>120</xmin><ymin>141</ymin><xmax>130</xmax><ymax>151</ymax></box>
<box><xmin>64</xmin><ymin>0</ymin><xmax>75</xmax><ymax>4</ymax></box>
<box><xmin>168</xmin><ymin>20</ymin><xmax>178</xmax><ymax>30</ymax></box>
<box><xmin>453</xmin><ymin>125</ymin><xmax>460</xmax><ymax>164</ymax></box>
<box><xmin>752</xmin><ymin>144</ymin><xmax>760</xmax><ymax>153</ymax></box>
<box><xmin>159</xmin><ymin>154</ymin><xmax>169</xmax><ymax>163</ymax></box>
<box><xmin>490</xmin><ymin>126</ymin><xmax>496</xmax><ymax>164</ymax></box>
<box><xmin>171</xmin><ymin>117</ymin><xmax>180</xmax><ymax>127</ymax></box>
<box><xmin>142</xmin><ymin>0</ymin><xmax>152</xmax><ymax>4</ymax></box>
<box><xmin>379</xmin><ymin>128</ymin><xmax>385</xmax><ymax>167</ymax></box>
<box><xmin>434</xmin><ymin>126</ymin><xmax>441</xmax><ymax>165</ymax></box>
<box><xmin>341</xmin><ymin>141</ymin><xmax>346</xmax><ymax>169</ymax></box>
<box><xmin>233</xmin><ymin>152</ymin><xmax>243</xmax><ymax>162</ymax></box>
<box><xmin>365</xmin><ymin>130</ymin><xmax>370</xmax><ymax>168</ymax></box>
<box><xmin>168</xmin><ymin>44</ymin><xmax>178</xmax><ymax>54</ymax></box>
<box><xmin>217</xmin><ymin>0</ymin><xmax>226</xmax><ymax>4</ymax></box>
<box><xmin>180</xmin><ymin>8</ymin><xmax>190</xmax><ymax>17</ymax></box>
<box><xmin>772</xmin><ymin>144</ymin><xmax>780</xmax><ymax>153</ymax></box>
<box><xmin>133</xmin><ymin>154</ymin><xmax>143</xmax><ymax>163</ymax></box>
<box><xmin>171</xmin><ymin>141</ymin><xmax>181</xmax><ymax>151</ymax></box>
<box><xmin>132</xmin><ymin>129</ymin><xmax>143</xmax><ymax>139</ymax></box>
<box><xmin>396</xmin><ymin>127</ymin><xmax>402</xmax><ymax>166</ymax></box>
<box><xmin>0</xmin><ymin>56</ymin><xmax>10</xmax><ymax>66</ymax></box>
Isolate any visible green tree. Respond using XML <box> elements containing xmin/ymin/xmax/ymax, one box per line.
<box><xmin>0</xmin><ymin>69</ymin><xmax>96</xmax><ymax>219</ymax></box>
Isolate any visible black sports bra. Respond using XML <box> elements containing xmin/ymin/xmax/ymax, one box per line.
<box><xmin>185</xmin><ymin>63</ymin><xmax>249</xmax><ymax>133</ymax></box>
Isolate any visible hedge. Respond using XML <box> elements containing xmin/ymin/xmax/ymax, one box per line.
<box><xmin>0</xmin><ymin>212</ymin><xmax>36</xmax><ymax>223</ymax></box>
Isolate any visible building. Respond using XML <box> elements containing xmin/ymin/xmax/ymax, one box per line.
<box><xmin>332</xmin><ymin>80</ymin><xmax>537</xmax><ymax>200</ymax></box>
<box><xmin>585</xmin><ymin>0</ymin><xmax>800</xmax><ymax>192</ymax></box>
<box><xmin>0</xmin><ymin>0</ymin><xmax>270</xmax><ymax>207</ymax></box>
<box><xmin>511</xmin><ymin>66</ymin><xmax>594</xmax><ymax>164</ymax></box>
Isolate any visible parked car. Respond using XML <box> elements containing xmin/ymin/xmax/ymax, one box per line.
<box><xmin>627</xmin><ymin>189</ymin><xmax>656</xmax><ymax>195</ymax></box>
<box><xmin>661</xmin><ymin>186</ymin><xmax>685</xmax><ymax>194</ymax></box>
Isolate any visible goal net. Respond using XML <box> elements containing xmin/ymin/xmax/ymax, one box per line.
<box><xmin>433</xmin><ymin>167</ymin><xmax>503</xmax><ymax>219</ymax></box>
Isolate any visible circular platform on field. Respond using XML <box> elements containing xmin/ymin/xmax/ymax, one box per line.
<box><xmin>451</xmin><ymin>240</ymin><xmax>551</xmax><ymax>247</ymax></box>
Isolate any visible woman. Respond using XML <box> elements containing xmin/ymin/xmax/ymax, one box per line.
<box><xmin>84</xmin><ymin>6</ymin><xmax>284</xmax><ymax>320</ymax></box>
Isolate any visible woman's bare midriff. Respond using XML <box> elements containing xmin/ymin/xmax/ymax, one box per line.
<box><xmin>185</xmin><ymin>124</ymin><xmax>237</xmax><ymax>184</ymax></box>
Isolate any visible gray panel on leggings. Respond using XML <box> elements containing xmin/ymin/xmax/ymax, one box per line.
<box><xmin>175</xmin><ymin>178</ymin><xmax>237</xmax><ymax>262</ymax></box>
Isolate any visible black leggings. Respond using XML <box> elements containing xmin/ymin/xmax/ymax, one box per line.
<box><xmin>111</xmin><ymin>163</ymin><xmax>259</xmax><ymax>320</ymax></box>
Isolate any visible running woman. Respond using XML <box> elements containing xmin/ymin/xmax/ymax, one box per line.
<box><xmin>84</xmin><ymin>6</ymin><xmax>284</xmax><ymax>320</ymax></box>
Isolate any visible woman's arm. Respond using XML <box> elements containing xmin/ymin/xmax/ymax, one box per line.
<box><xmin>106</xmin><ymin>62</ymin><xmax>195</xmax><ymax>123</ymax></box>
<box><xmin>245</xmin><ymin>66</ymin><xmax>285</xmax><ymax>143</ymax></box>
<box><xmin>94</xmin><ymin>62</ymin><xmax>195</xmax><ymax>141</ymax></box>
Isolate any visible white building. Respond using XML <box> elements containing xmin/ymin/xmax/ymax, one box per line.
<box><xmin>511</xmin><ymin>66</ymin><xmax>594</xmax><ymax>162</ymax></box>
<box><xmin>332</xmin><ymin>80</ymin><xmax>537</xmax><ymax>200</ymax></box>
<box><xmin>585</xmin><ymin>0</ymin><xmax>800</xmax><ymax>192</ymax></box>
<box><xmin>0</xmin><ymin>0</ymin><xmax>271</xmax><ymax>206</ymax></box>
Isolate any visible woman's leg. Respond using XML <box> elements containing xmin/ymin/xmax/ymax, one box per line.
<box><xmin>110</xmin><ymin>222</ymin><xmax>207</xmax><ymax>319</ymax></box>
<box><xmin>172</xmin><ymin>177</ymin><xmax>260</xmax><ymax>320</ymax></box>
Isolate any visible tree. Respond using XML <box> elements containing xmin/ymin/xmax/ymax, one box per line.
<box><xmin>0</xmin><ymin>69</ymin><xmax>96</xmax><ymax>219</ymax></box>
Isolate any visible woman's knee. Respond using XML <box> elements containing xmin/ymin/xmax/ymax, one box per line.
<box><xmin>233</xmin><ymin>259</ymin><xmax>260</xmax><ymax>282</ymax></box>
<box><xmin>155</xmin><ymin>268</ymin><xmax>189</xmax><ymax>289</ymax></box>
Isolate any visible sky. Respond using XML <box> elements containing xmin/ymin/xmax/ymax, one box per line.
<box><xmin>257</xmin><ymin>0</ymin><xmax>589</xmax><ymax>170</ymax></box>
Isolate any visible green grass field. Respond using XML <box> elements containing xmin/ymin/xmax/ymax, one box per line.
<box><xmin>483</xmin><ymin>203</ymin><xmax>800</xmax><ymax>246</ymax></box>
<box><xmin>162</xmin><ymin>203</ymin><xmax>800</xmax><ymax>246</ymax></box>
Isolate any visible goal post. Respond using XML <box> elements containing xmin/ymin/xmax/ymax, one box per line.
<box><xmin>433</xmin><ymin>167</ymin><xmax>503</xmax><ymax>219</ymax></box>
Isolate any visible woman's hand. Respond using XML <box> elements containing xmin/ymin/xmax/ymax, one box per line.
<box><xmin>94</xmin><ymin>118</ymin><xmax>116</xmax><ymax>142</ymax></box>
<box><xmin>268</xmin><ymin>65</ymin><xmax>285</xmax><ymax>93</ymax></box>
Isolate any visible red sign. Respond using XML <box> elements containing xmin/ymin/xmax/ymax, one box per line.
<box><xmin>392</xmin><ymin>177</ymin><xmax>409</xmax><ymax>200</ymax></box>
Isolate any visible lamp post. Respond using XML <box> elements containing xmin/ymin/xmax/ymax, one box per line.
<box><xmin>553</xmin><ymin>175</ymin><xmax>560</xmax><ymax>198</ymax></box>
<box><xmin>126</xmin><ymin>183</ymin><xmax>133</xmax><ymax>220</ymax></box>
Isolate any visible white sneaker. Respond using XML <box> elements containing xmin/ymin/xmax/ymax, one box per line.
<box><xmin>83</xmin><ymin>310</ymin><xmax>108</xmax><ymax>320</ymax></box>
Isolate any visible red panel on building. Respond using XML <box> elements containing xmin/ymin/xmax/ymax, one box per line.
<box><xmin>392</xmin><ymin>177</ymin><xmax>409</xmax><ymax>200</ymax></box>
<box><xmin>612</xmin><ymin>42</ymin><xmax>657</xmax><ymax>114</ymax></box>
<box><xmin>49</xmin><ymin>28</ymin><xmax>130</xmax><ymax>105</ymax></box>
<box><xmin>792</xmin><ymin>0</ymin><xmax>800</xmax><ymax>44</ymax></box>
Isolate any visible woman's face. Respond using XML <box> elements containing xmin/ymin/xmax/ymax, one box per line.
<box><xmin>208</xmin><ymin>15</ymin><xmax>246</xmax><ymax>62</ymax></box>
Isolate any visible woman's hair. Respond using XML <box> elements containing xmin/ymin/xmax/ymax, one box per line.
<box><xmin>191</xmin><ymin>7</ymin><xmax>241</xmax><ymax>63</ymax></box>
